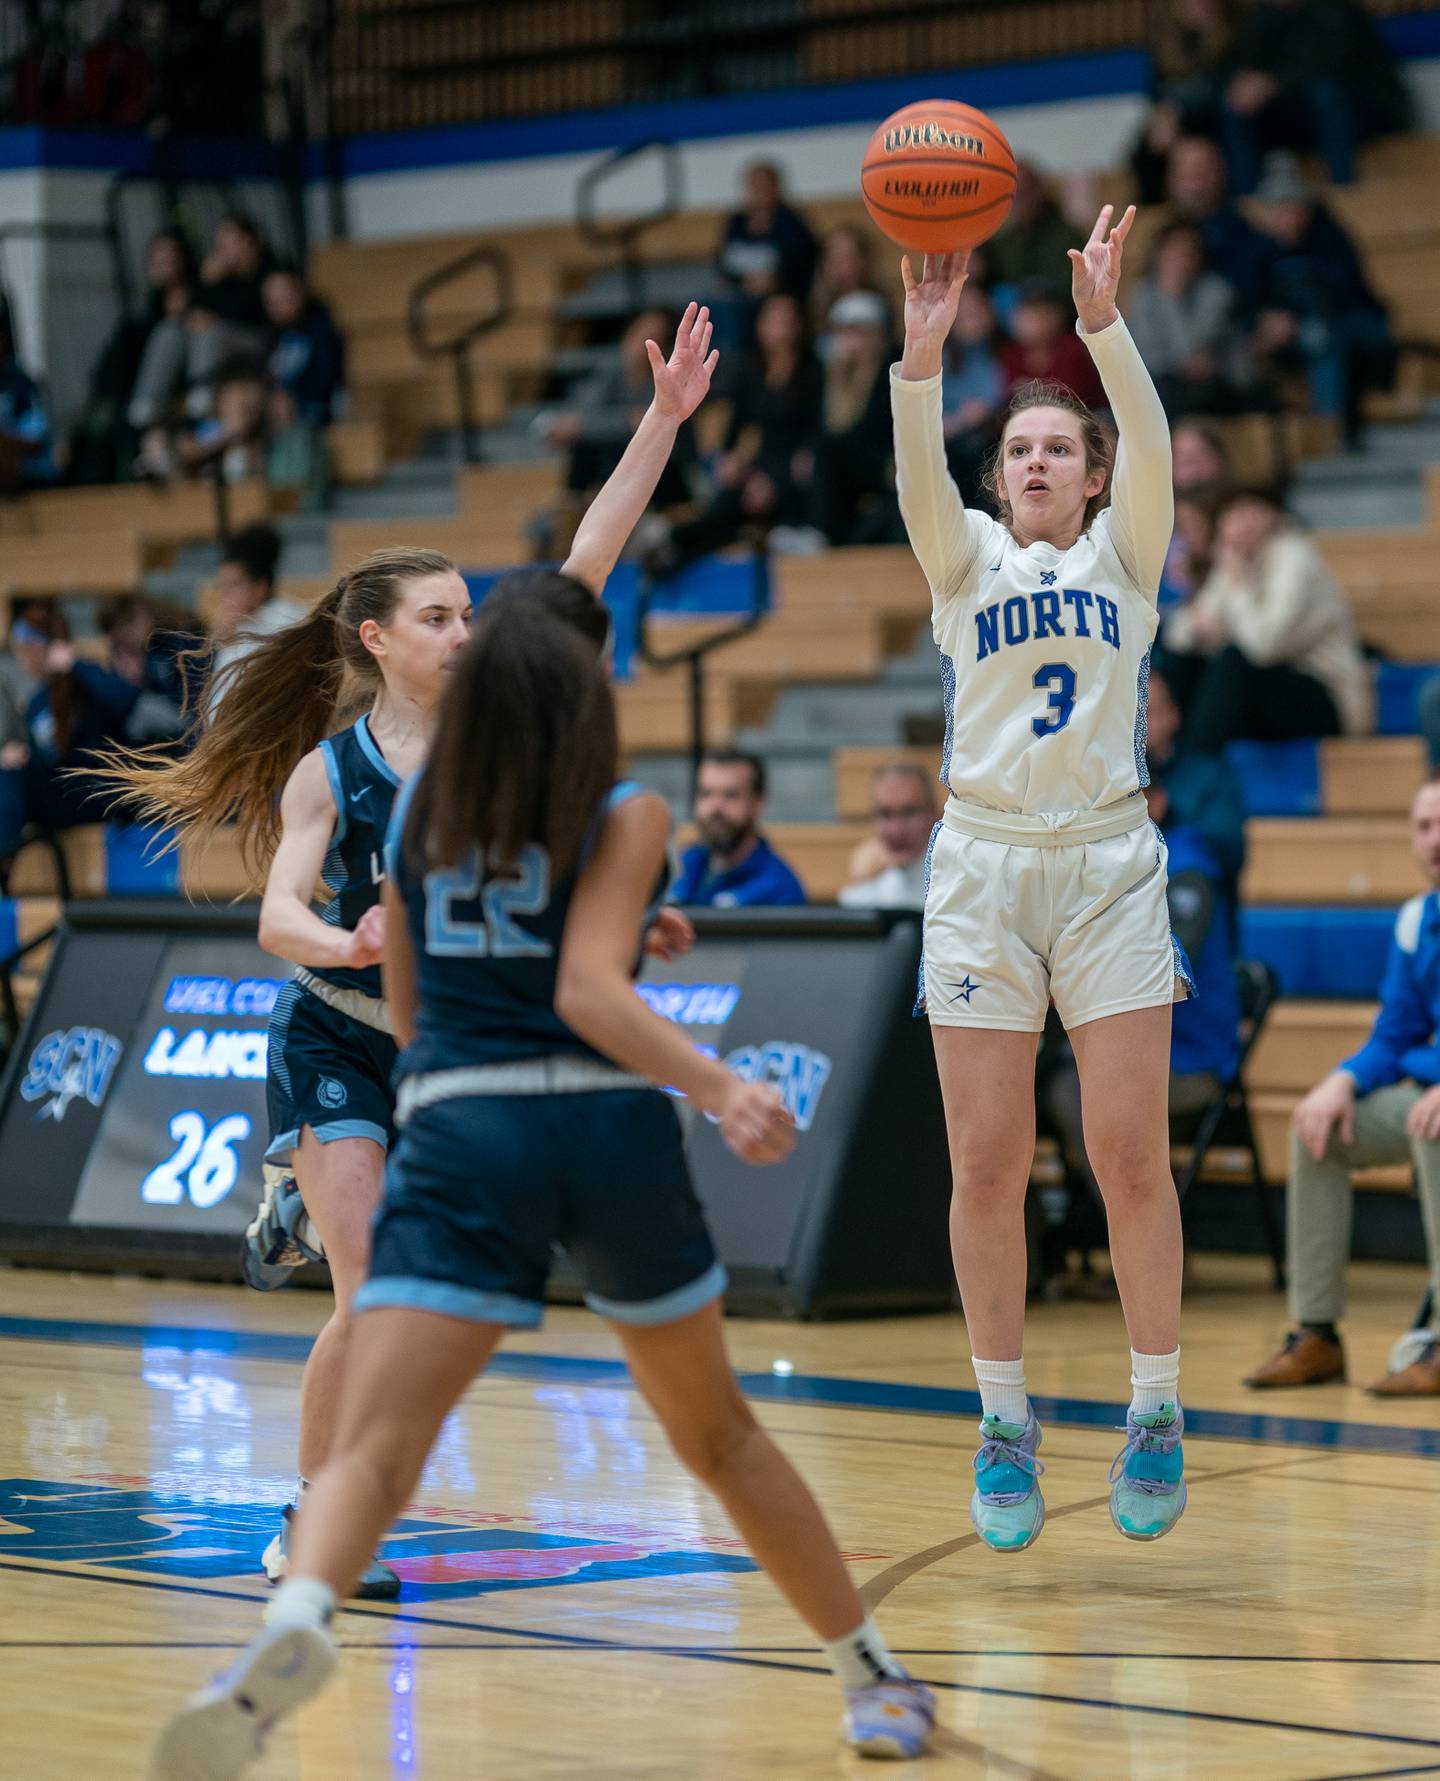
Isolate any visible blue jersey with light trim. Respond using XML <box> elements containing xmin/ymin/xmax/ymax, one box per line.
<box><xmin>385</xmin><ymin>779</ymin><xmax>665</xmax><ymax>1075</ymax></box>
<box><xmin>310</xmin><ymin>712</ymin><xmax>401</xmax><ymax>999</ymax></box>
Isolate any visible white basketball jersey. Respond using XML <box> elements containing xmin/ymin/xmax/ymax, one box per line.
<box><xmin>892</xmin><ymin>315</ymin><xmax>1174</xmax><ymax>818</ymax></box>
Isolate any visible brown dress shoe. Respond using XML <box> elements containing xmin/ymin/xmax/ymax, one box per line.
<box><xmin>1243</xmin><ymin>1330</ymin><xmax>1346</xmax><ymax>1389</ymax></box>
<box><xmin>1366</xmin><ymin>1341</ymin><xmax>1440</xmax><ymax>1396</ymax></box>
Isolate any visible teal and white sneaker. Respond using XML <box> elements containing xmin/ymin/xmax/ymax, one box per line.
<box><xmin>262</xmin><ymin>1505</ymin><xmax>400</xmax><ymax>1602</ymax></box>
<box><xmin>151</xmin><ymin>1619</ymin><xmax>336</xmax><ymax>1780</ymax></box>
<box><xmin>970</xmin><ymin>1408</ymin><xmax>1045</xmax><ymax>1553</ymax></box>
<box><xmin>1109</xmin><ymin>1401</ymin><xmax>1187</xmax><ymax>1541</ymax></box>
<box><xmin>843</xmin><ymin>1677</ymin><xmax>937</xmax><ymax>1759</ymax></box>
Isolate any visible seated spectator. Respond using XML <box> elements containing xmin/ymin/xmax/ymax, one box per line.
<box><xmin>1143</xmin><ymin>662</ymin><xmax>1246</xmax><ymax>890</ymax></box>
<box><xmin>1041</xmin><ymin>766</ymin><xmax>1241</xmax><ymax>1235</ymax></box>
<box><xmin>985</xmin><ymin>163</ymin><xmax>1077</xmax><ymax>311</ymax></box>
<box><xmin>1171</xmin><ymin>416</ymin><xmax>1233</xmax><ymax>497</ymax></box>
<box><xmin>1159</xmin><ymin>490</ymin><xmax>1223</xmax><ymax>614</ymax></box>
<box><xmin>207</xmin><ymin>525</ymin><xmax>310</xmax><ymax>711</ymax></box>
<box><xmin>1167</xmin><ymin>136</ymin><xmax>1275</xmax><ymax>321</ymax></box>
<box><xmin>1161</xmin><ymin>487</ymin><xmax>1371</xmax><ymax>750</ymax></box>
<box><xmin>1220</xmin><ymin>0</ymin><xmax>1410</xmax><ymax>191</ymax></box>
<box><xmin>653</xmin><ymin>293</ymin><xmax>822</xmax><ymax>571</ymax></box>
<box><xmin>264</xmin><ymin>268</ymin><xmax>344</xmax><ymax>426</ymax></box>
<box><xmin>941</xmin><ymin>286</ymin><xmax>1005</xmax><ymax>506</ymax></box>
<box><xmin>0</xmin><ymin>310</ymin><xmax>55</xmax><ymax>490</ymax></box>
<box><xmin>671</xmin><ymin>751</ymin><xmax>806</xmax><ymax>908</ymax></box>
<box><xmin>128</xmin><ymin>212</ymin><xmax>270</xmax><ymax>432</ymax></box>
<box><xmin>135</xmin><ymin>362</ymin><xmax>268</xmax><ymax>484</ymax></box>
<box><xmin>0</xmin><ymin>597</ymin><xmax>200</xmax><ymax>868</ymax></box>
<box><xmin>999</xmin><ymin>283</ymin><xmax>1105</xmax><ymax>410</ymax></box>
<box><xmin>810</xmin><ymin>223</ymin><xmax>888</xmax><ymax>337</ymax></box>
<box><xmin>263</xmin><ymin>267</ymin><xmax>345</xmax><ymax>508</ymax></box>
<box><xmin>1245</xmin><ymin>776</ymin><xmax>1440</xmax><ymax>1395</ymax></box>
<box><xmin>67</xmin><ymin>229</ymin><xmax>196</xmax><ymax>485</ymax></box>
<box><xmin>1125</xmin><ymin>220</ymin><xmax>1254</xmax><ymax>417</ymax></box>
<box><xmin>541</xmin><ymin>308</ymin><xmax>699</xmax><ymax>560</ymax></box>
<box><xmin>838</xmin><ymin>763</ymin><xmax>938</xmax><ymax>908</ymax></box>
<box><xmin>0</xmin><ymin>605</ymin><xmax>54</xmax><ymax>773</ymax></box>
<box><xmin>1131</xmin><ymin>0</ymin><xmax>1239</xmax><ymax>203</ymax></box>
<box><xmin>714</xmin><ymin>162</ymin><xmax>818</xmax><ymax>349</ymax></box>
<box><xmin>810</xmin><ymin>291</ymin><xmax>898</xmax><ymax>546</ymax></box>
<box><xmin>1250</xmin><ymin>152</ymin><xmax>1393</xmax><ymax>445</ymax></box>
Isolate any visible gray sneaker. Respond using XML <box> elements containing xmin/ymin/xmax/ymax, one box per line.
<box><xmin>240</xmin><ymin>1166</ymin><xmax>324</xmax><ymax>1291</ymax></box>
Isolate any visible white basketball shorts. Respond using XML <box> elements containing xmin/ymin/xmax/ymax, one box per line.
<box><xmin>921</xmin><ymin>799</ymin><xmax>1192</xmax><ymax>1033</ymax></box>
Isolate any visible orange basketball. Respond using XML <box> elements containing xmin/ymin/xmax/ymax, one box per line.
<box><xmin>860</xmin><ymin>99</ymin><xmax>1017</xmax><ymax>255</ymax></box>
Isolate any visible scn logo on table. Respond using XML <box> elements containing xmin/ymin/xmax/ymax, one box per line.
<box><xmin>19</xmin><ymin>1027</ymin><xmax>123</xmax><ymax>1123</ymax></box>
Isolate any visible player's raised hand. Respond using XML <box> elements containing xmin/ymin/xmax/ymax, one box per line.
<box><xmin>648</xmin><ymin>302</ymin><xmax>719</xmax><ymax>423</ymax></box>
<box><xmin>1068</xmin><ymin>203</ymin><xmax>1134</xmax><ymax>333</ymax></box>
<box><xmin>898</xmin><ymin>250</ymin><xmax>969</xmax><ymax>382</ymax></box>
<box><xmin>901</xmin><ymin>250</ymin><xmax>970</xmax><ymax>344</ymax></box>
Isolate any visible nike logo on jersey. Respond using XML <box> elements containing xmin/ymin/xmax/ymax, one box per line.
<box><xmin>350</xmin><ymin>788</ymin><xmax>368</xmax><ymax>804</ymax></box>
<box><xmin>974</xmin><ymin>587</ymin><xmax>1120</xmax><ymax>662</ymax></box>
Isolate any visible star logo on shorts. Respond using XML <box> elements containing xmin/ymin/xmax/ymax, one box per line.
<box><xmin>1039</xmin><ymin>570</ymin><xmax>1058</xmax><ymax>587</ymax></box>
<box><xmin>943</xmin><ymin>975</ymin><xmax>982</xmax><ymax>1005</ymax></box>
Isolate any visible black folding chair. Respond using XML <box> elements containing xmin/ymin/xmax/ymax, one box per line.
<box><xmin>1173</xmin><ymin>958</ymin><xmax>1283</xmax><ymax>1289</ymax></box>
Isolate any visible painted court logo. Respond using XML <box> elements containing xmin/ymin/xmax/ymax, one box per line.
<box><xmin>0</xmin><ymin>1479</ymin><xmax>763</xmax><ymax>1601</ymax></box>
<box><xmin>20</xmin><ymin>1027</ymin><xmax>123</xmax><ymax>1123</ymax></box>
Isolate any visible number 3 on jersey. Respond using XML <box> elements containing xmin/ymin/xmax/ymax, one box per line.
<box><xmin>1031</xmin><ymin>662</ymin><xmax>1077</xmax><ymax>739</ymax></box>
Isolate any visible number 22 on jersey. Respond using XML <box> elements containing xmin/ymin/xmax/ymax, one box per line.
<box><xmin>424</xmin><ymin>844</ymin><xmax>554</xmax><ymax>958</ymax></box>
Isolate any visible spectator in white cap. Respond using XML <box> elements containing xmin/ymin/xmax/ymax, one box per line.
<box><xmin>812</xmin><ymin>289</ymin><xmax>898</xmax><ymax>545</ymax></box>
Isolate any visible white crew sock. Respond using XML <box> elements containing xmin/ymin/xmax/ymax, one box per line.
<box><xmin>1130</xmin><ymin>1346</ymin><xmax>1181</xmax><ymax>1417</ymax></box>
<box><xmin>823</xmin><ymin>1615</ymin><xmax>904</xmax><ymax>1690</ymax></box>
<box><xmin>972</xmin><ymin>1356</ymin><xmax>1028</xmax><ymax>1427</ymax></box>
<box><xmin>264</xmin><ymin>1575</ymin><xmax>336</xmax><ymax>1631</ymax></box>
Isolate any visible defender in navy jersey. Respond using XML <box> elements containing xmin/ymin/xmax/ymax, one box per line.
<box><xmin>264</xmin><ymin>712</ymin><xmax>404</xmax><ymax>1174</ymax></box>
<box><xmin>154</xmin><ymin>306</ymin><xmax>938</xmax><ymax>1781</ymax></box>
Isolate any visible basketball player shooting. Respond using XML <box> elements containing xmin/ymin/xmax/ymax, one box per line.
<box><xmin>893</xmin><ymin>204</ymin><xmax>1189</xmax><ymax>1552</ymax></box>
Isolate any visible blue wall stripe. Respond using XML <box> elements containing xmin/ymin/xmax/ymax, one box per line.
<box><xmin>4</xmin><ymin>1313</ymin><xmax>1440</xmax><ymax>1459</ymax></box>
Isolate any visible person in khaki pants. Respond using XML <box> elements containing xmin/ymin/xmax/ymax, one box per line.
<box><xmin>1247</xmin><ymin>777</ymin><xmax>1440</xmax><ymax>1395</ymax></box>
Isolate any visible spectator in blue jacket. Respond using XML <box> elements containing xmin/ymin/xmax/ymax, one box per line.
<box><xmin>1040</xmin><ymin>768</ymin><xmax>1239</xmax><ymax>1230</ymax></box>
<box><xmin>263</xmin><ymin>268</ymin><xmax>345</xmax><ymax>426</ymax></box>
<box><xmin>671</xmin><ymin>750</ymin><xmax>807</xmax><ymax>908</ymax></box>
<box><xmin>1246</xmin><ymin>775</ymin><xmax>1440</xmax><ymax>1396</ymax></box>
<box><xmin>1167</xmin><ymin>136</ymin><xmax>1276</xmax><ymax>321</ymax></box>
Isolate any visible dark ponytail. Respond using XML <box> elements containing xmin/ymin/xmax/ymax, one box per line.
<box><xmin>405</xmin><ymin>570</ymin><xmax>615</xmax><ymax>879</ymax></box>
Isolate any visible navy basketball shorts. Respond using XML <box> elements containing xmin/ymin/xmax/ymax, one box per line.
<box><xmin>356</xmin><ymin>1086</ymin><xmax>724</xmax><ymax>1329</ymax></box>
<box><xmin>265</xmin><ymin>980</ymin><xmax>399</xmax><ymax>1168</ymax></box>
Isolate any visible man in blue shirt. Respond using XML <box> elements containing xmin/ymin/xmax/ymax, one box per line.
<box><xmin>671</xmin><ymin>750</ymin><xmax>806</xmax><ymax>908</ymax></box>
<box><xmin>1246</xmin><ymin>775</ymin><xmax>1440</xmax><ymax>1395</ymax></box>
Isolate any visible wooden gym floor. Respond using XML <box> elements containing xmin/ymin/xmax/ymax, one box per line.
<box><xmin>2</xmin><ymin>1255</ymin><xmax>1438</xmax><ymax>1780</ymax></box>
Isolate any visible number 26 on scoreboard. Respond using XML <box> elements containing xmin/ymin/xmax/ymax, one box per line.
<box><xmin>141</xmin><ymin>1110</ymin><xmax>253</xmax><ymax>1210</ymax></box>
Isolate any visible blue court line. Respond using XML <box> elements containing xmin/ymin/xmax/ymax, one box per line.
<box><xmin>5</xmin><ymin>1561</ymin><xmax>1438</xmax><ymax>1756</ymax></box>
<box><xmin>6</xmin><ymin>1312</ymin><xmax>1440</xmax><ymax>1460</ymax></box>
